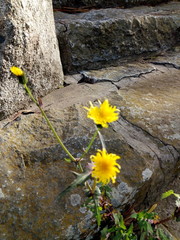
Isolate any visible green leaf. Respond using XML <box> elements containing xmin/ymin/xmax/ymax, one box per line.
<box><xmin>101</xmin><ymin>185</ymin><xmax>112</xmax><ymax>198</ymax></box>
<box><xmin>101</xmin><ymin>226</ymin><xmax>109</xmax><ymax>240</ymax></box>
<box><xmin>56</xmin><ymin>172</ymin><xmax>91</xmax><ymax>201</ymax></box>
<box><xmin>140</xmin><ymin>232</ymin><xmax>146</xmax><ymax>240</ymax></box>
<box><xmin>127</xmin><ymin>224</ymin><xmax>133</xmax><ymax>235</ymax></box>
<box><xmin>146</xmin><ymin>222</ymin><xmax>153</xmax><ymax>234</ymax></box>
<box><xmin>64</xmin><ymin>158</ymin><xmax>72</xmax><ymax>163</ymax></box>
<box><xmin>113</xmin><ymin>212</ymin><xmax>120</xmax><ymax>227</ymax></box>
<box><xmin>94</xmin><ymin>185</ymin><xmax>101</xmax><ymax>197</ymax></box>
<box><xmin>94</xmin><ymin>195</ymin><xmax>101</xmax><ymax>227</ymax></box>
<box><xmin>113</xmin><ymin>232</ymin><xmax>121</xmax><ymax>240</ymax></box>
<box><xmin>156</xmin><ymin>228</ymin><xmax>170</xmax><ymax>240</ymax></box>
<box><xmin>161</xmin><ymin>190</ymin><xmax>174</xmax><ymax>199</ymax></box>
<box><xmin>119</xmin><ymin>214</ymin><xmax>126</xmax><ymax>230</ymax></box>
<box><xmin>131</xmin><ymin>213</ymin><xmax>138</xmax><ymax>219</ymax></box>
<box><xmin>175</xmin><ymin>199</ymin><xmax>180</xmax><ymax>208</ymax></box>
<box><xmin>138</xmin><ymin>211</ymin><xmax>145</xmax><ymax>219</ymax></box>
<box><xmin>173</xmin><ymin>193</ymin><xmax>180</xmax><ymax>199</ymax></box>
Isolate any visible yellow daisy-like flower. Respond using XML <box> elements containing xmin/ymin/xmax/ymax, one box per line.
<box><xmin>10</xmin><ymin>66</ymin><xmax>24</xmax><ymax>76</ymax></box>
<box><xmin>84</xmin><ymin>99</ymin><xmax>120</xmax><ymax>128</ymax></box>
<box><xmin>90</xmin><ymin>149</ymin><xmax>121</xmax><ymax>185</ymax></box>
<box><xmin>10</xmin><ymin>66</ymin><xmax>28</xmax><ymax>84</ymax></box>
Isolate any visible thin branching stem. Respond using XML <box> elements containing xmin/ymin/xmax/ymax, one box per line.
<box><xmin>23</xmin><ymin>84</ymin><xmax>76</xmax><ymax>162</ymax></box>
<box><xmin>92</xmin><ymin>179</ymin><xmax>97</xmax><ymax>194</ymax></box>
<box><xmin>98</xmin><ymin>130</ymin><xmax>106</xmax><ymax>149</ymax></box>
<box><xmin>79</xmin><ymin>128</ymin><xmax>99</xmax><ymax>161</ymax></box>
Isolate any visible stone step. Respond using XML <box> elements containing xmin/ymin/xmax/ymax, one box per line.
<box><xmin>1</xmin><ymin>48</ymin><xmax>179</xmax><ymax>239</ymax></box>
<box><xmin>53</xmin><ymin>0</ymin><xmax>171</xmax><ymax>9</ymax></box>
<box><xmin>54</xmin><ymin>1</ymin><xmax>180</xmax><ymax>74</ymax></box>
<box><xmin>79</xmin><ymin>47</ymin><xmax>180</xmax><ymax>86</ymax></box>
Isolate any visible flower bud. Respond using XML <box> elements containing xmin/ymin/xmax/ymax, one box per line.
<box><xmin>10</xmin><ymin>66</ymin><xmax>28</xmax><ymax>84</ymax></box>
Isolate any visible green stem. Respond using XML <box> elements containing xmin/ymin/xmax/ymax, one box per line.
<box><xmin>85</xmin><ymin>181</ymin><xmax>92</xmax><ymax>192</ymax></box>
<box><xmin>98</xmin><ymin>131</ymin><xmax>106</xmax><ymax>150</ymax></box>
<box><xmin>23</xmin><ymin>84</ymin><xmax>76</xmax><ymax>162</ymax></box>
<box><xmin>79</xmin><ymin>128</ymin><xmax>99</xmax><ymax>161</ymax></box>
<box><xmin>92</xmin><ymin>179</ymin><xmax>97</xmax><ymax>194</ymax></box>
<box><xmin>78</xmin><ymin>161</ymin><xmax>84</xmax><ymax>173</ymax></box>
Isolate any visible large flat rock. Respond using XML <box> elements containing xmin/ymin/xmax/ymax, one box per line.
<box><xmin>55</xmin><ymin>1</ymin><xmax>180</xmax><ymax>73</ymax></box>
<box><xmin>80</xmin><ymin>48</ymin><xmax>180</xmax><ymax>151</ymax></box>
<box><xmin>0</xmin><ymin>50</ymin><xmax>179</xmax><ymax>239</ymax></box>
<box><xmin>117</xmin><ymin>66</ymin><xmax>180</xmax><ymax>151</ymax></box>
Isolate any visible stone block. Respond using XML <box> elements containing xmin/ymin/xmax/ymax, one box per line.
<box><xmin>0</xmin><ymin>50</ymin><xmax>179</xmax><ymax>238</ymax></box>
<box><xmin>55</xmin><ymin>2</ymin><xmax>180</xmax><ymax>73</ymax></box>
<box><xmin>0</xmin><ymin>0</ymin><xmax>64</xmax><ymax>120</ymax></box>
<box><xmin>53</xmin><ymin>0</ymin><xmax>171</xmax><ymax>9</ymax></box>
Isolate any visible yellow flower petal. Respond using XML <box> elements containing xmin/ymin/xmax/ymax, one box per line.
<box><xmin>90</xmin><ymin>149</ymin><xmax>121</xmax><ymax>185</ymax></box>
<box><xmin>10</xmin><ymin>66</ymin><xmax>24</xmax><ymax>76</ymax></box>
<box><xmin>84</xmin><ymin>99</ymin><xmax>120</xmax><ymax>128</ymax></box>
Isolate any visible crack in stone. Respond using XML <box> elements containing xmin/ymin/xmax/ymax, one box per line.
<box><xmin>114</xmin><ymin>116</ymin><xmax>166</xmax><ymax>177</ymax></box>
<box><xmin>112</xmin><ymin>115</ymin><xmax>180</xmax><ymax>201</ymax></box>
<box><xmin>150</xmin><ymin>61</ymin><xmax>180</xmax><ymax>69</ymax></box>
<box><xmin>113</xmin><ymin>68</ymin><xmax>156</xmax><ymax>82</ymax></box>
<box><xmin>119</xmin><ymin>114</ymin><xmax>179</xmax><ymax>163</ymax></box>
<box><xmin>111</xmin><ymin>81</ymin><xmax>120</xmax><ymax>90</ymax></box>
<box><xmin>58</xmin><ymin>21</ymin><xmax>68</xmax><ymax>33</ymax></box>
<box><xmin>120</xmin><ymin>114</ymin><xmax>170</xmax><ymax>148</ymax></box>
<box><xmin>81</xmin><ymin>67</ymin><xmax>156</xmax><ymax>84</ymax></box>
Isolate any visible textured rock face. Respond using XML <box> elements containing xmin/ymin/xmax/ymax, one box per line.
<box><xmin>55</xmin><ymin>2</ymin><xmax>180</xmax><ymax>73</ymax></box>
<box><xmin>81</xmin><ymin>49</ymin><xmax>180</xmax><ymax>152</ymax></box>
<box><xmin>0</xmin><ymin>0</ymin><xmax>64</xmax><ymax>120</ymax></box>
<box><xmin>0</xmin><ymin>49</ymin><xmax>179</xmax><ymax>239</ymax></box>
<box><xmin>53</xmin><ymin>0</ymin><xmax>170</xmax><ymax>8</ymax></box>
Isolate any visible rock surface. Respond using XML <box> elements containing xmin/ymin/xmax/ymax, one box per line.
<box><xmin>55</xmin><ymin>1</ymin><xmax>180</xmax><ymax>73</ymax></box>
<box><xmin>0</xmin><ymin>0</ymin><xmax>64</xmax><ymax>120</ymax></box>
<box><xmin>53</xmin><ymin>0</ymin><xmax>171</xmax><ymax>9</ymax></box>
<box><xmin>0</xmin><ymin>50</ymin><xmax>179</xmax><ymax>239</ymax></box>
<box><xmin>81</xmin><ymin>48</ymin><xmax>180</xmax><ymax>152</ymax></box>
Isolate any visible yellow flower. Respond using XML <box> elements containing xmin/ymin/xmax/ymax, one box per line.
<box><xmin>10</xmin><ymin>66</ymin><xmax>24</xmax><ymax>76</ymax></box>
<box><xmin>84</xmin><ymin>99</ymin><xmax>120</xmax><ymax>128</ymax></box>
<box><xmin>90</xmin><ymin>149</ymin><xmax>121</xmax><ymax>185</ymax></box>
<box><xmin>10</xmin><ymin>66</ymin><xmax>28</xmax><ymax>84</ymax></box>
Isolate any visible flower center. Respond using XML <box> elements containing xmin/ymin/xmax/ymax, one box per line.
<box><xmin>100</xmin><ymin>160</ymin><xmax>110</xmax><ymax>172</ymax></box>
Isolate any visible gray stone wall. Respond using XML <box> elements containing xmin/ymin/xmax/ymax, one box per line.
<box><xmin>0</xmin><ymin>0</ymin><xmax>64</xmax><ymax>120</ymax></box>
<box><xmin>55</xmin><ymin>2</ymin><xmax>180</xmax><ymax>73</ymax></box>
<box><xmin>53</xmin><ymin>0</ymin><xmax>171</xmax><ymax>8</ymax></box>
